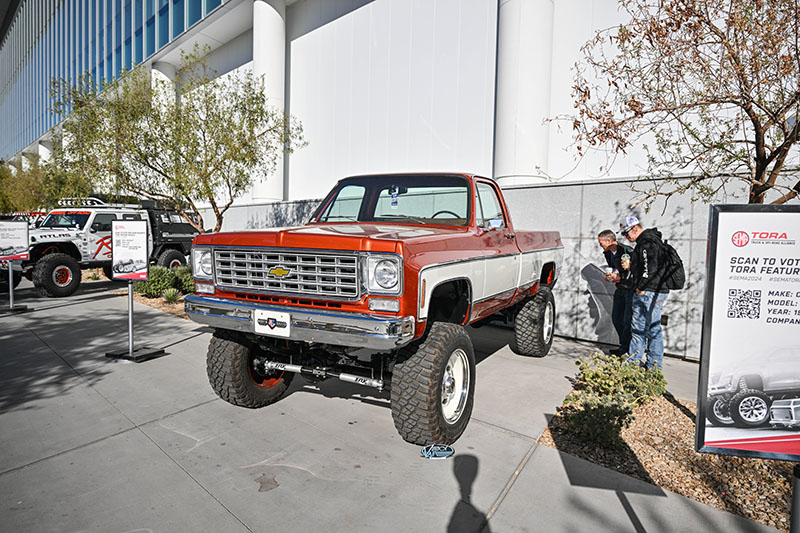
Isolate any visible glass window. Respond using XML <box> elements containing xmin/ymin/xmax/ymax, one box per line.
<box><xmin>188</xmin><ymin>0</ymin><xmax>201</xmax><ymax>26</ymax></box>
<box><xmin>318</xmin><ymin>186</ymin><xmax>366</xmax><ymax>222</ymax></box>
<box><xmin>146</xmin><ymin>17</ymin><xmax>155</xmax><ymax>57</ymax></box>
<box><xmin>205</xmin><ymin>0</ymin><xmax>221</xmax><ymax>15</ymax></box>
<box><xmin>476</xmin><ymin>182</ymin><xmax>506</xmax><ymax>229</ymax></box>
<box><xmin>158</xmin><ymin>0</ymin><xmax>168</xmax><ymax>48</ymax></box>
<box><xmin>173</xmin><ymin>0</ymin><xmax>184</xmax><ymax>38</ymax></box>
<box><xmin>135</xmin><ymin>29</ymin><xmax>143</xmax><ymax>63</ymax></box>
<box><xmin>91</xmin><ymin>213</ymin><xmax>117</xmax><ymax>232</ymax></box>
<box><xmin>41</xmin><ymin>211</ymin><xmax>92</xmax><ymax>229</ymax></box>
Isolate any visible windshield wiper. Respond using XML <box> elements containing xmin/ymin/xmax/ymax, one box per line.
<box><xmin>379</xmin><ymin>215</ymin><xmax>427</xmax><ymax>224</ymax></box>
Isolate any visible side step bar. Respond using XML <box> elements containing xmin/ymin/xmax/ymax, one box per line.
<box><xmin>262</xmin><ymin>361</ymin><xmax>385</xmax><ymax>392</ymax></box>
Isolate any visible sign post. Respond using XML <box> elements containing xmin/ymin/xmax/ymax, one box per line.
<box><xmin>0</xmin><ymin>221</ymin><xmax>31</xmax><ymax>314</ymax></box>
<box><xmin>696</xmin><ymin>204</ymin><xmax>800</xmax><ymax>525</ymax></box>
<box><xmin>105</xmin><ymin>220</ymin><xmax>165</xmax><ymax>362</ymax></box>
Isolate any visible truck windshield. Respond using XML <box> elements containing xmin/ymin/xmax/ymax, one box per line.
<box><xmin>40</xmin><ymin>211</ymin><xmax>91</xmax><ymax>229</ymax></box>
<box><xmin>316</xmin><ymin>175</ymin><xmax>471</xmax><ymax>226</ymax></box>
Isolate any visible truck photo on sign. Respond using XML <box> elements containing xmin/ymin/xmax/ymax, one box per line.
<box><xmin>111</xmin><ymin>220</ymin><xmax>149</xmax><ymax>281</ymax></box>
<box><xmin>697</xmin><ymin>204</ymin><xmax>800</xmax><ymax>462</ymax></box>
<box><xmin>0</xmin><ymin>221</ymin><xmax>30</xmax><ymax>261</ymax></box>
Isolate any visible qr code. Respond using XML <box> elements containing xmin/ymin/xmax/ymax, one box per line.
<box><xmin>727</xmin><ymin>289</ymin><xmax>761</xmax><ymax>319</ymax></box>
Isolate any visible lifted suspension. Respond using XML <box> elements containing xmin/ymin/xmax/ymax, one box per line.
<box><xmin>259</xmin><ymin>360</ymin><xmax>385</xmax><ymax>392</ymax></box>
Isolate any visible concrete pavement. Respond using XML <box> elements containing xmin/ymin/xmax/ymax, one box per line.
<box><xmin>0</xmin><ymin>279</ymin><xmax>776</xmax><ymax>532</ymax></box>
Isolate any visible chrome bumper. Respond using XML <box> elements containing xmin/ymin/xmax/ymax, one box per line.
<box><xmin>184</xmin><ymin>295</ymin><xmax>415</xmax><ymax>350</ymax></box>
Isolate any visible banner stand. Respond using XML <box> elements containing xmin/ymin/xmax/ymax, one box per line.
<box><xmin>104</xmin><ymin>220</ymin><xmax>165</xmax><ymax>363</ymax></box>
<box><xmin>793</xmin><ymin>465</ymin><xmax>800</xmax><ymax>533</ymax></box>
<box><xmin>105</xmin><ymin>280</ymin><xmax>165</xmax><ymax>363</ymax></box>
<box><xmin>0</xmin><ymin>261</ymin><xmax>29</xmax><ymax>315</ymax></box>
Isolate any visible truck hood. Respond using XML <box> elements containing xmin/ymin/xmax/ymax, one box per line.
<box><xmin>194</xmin><ymin>223</ymin><xmax>472</xmax><ymax>253</ymax></box>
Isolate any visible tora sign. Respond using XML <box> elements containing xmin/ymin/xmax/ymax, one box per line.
<box><xmin>696</xmin><ymin>204</ymin><xmax>800</xmax><ymax>462</ymax></box>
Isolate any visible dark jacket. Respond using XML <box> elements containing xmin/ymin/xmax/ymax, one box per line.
<box><xmin>603</xmin><ymin>243</ymin><xmax>634</xmax><ymax>291</ymax></box>
<box><xmin>631</xmin><ymin>228</ymin><xmax>669</xmax><ymax>293</ymax></box>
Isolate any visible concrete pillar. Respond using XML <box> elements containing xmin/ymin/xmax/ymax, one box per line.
<box><xmin>493</xmin><ymin>0</ymin><xmax>554</xmax><ymax>187</ymax></box>
<box><xmin>38</xmin><ymin>140</ymin><xmax>52</xmax><ymax>163</ymax></box>
<box><xmin>151</xmin><ymin>61</ymin><xmax>178</xmax><ymax>104</ymax></box>
<box><xmin>251</xmin><ymin>0</ymin><xmax>285</xmax><ymax>202</ymax></box>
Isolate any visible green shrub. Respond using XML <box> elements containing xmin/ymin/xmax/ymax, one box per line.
<box><xmin>560</xmin><ymin>352</ymin><xmax>667</xmax><ymax>448</ymax></box>
<box><xmin>173</xmin><ymin>265</ymin><xmax>195</xmax><ymax>294</ymax></box>
<box><xmin>162</xmin><ymin>287</ymin><xmax>181</xmax><ymax>303</ymax></box>
<box><xmin>133</xmin><ymin>266</ymin><xmax>178</xmax><ymax>298</ymax></box>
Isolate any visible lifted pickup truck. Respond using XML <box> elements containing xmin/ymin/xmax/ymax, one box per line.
<box><xmin>185</xmin><ymin>173</ymin><xmax>563</xmax><ymax>444</ymax></box>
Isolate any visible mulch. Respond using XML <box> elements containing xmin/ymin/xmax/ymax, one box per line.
<box><xmin>539</xmin><ymin>394</ymin><xmax>793</xmax><ymax>531</ymax></box>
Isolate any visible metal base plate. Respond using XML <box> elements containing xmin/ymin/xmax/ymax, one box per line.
<box><xmin>0</xmin><ymin>305</ymin><xmax>30</xmax><ymax>314</ymax></box>
<box><xmin>105</xmin><ymin>346</ymin><xmax>167</xmax><ymax>363</ymax></box>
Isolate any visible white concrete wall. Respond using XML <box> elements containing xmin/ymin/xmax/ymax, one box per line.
<box><xmin>285</xmin><ymin>0</ymin><xmax>498</xmax><ymax>200</ymax></box>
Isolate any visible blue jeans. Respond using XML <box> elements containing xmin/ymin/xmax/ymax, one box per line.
<box><xmin>627</xmin><ymin>291</ymin><xmax>668</xmax><ymax>370</ymax></box>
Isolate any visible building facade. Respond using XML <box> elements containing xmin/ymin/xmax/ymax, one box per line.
<box><xmin>1</xmin><ymin>0</ymin><xmax>644</xmax><ymax>200</ymax></box>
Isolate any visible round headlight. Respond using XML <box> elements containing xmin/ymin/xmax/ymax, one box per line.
<box><xmin>374</xmin><ymin>260</ymin><xmax>398</xmax><ymax>289</ymax></box>
<box><xmin>200</xmin><ymin>254</ymin><xmax>213</xmax><ymax>276</ymax></box>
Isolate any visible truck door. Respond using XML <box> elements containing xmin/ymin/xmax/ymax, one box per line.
<box><xmin>472</xmin><ymin>180</ymin><xmax>520</xmax><ymax>319</ymax></box>
<box><xmin>89</xmin><ymin>213</ymin><xmax>116</xmax><ymax>260</ymax></box>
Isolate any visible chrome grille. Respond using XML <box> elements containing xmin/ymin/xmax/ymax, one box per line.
<box><xmin>214</xmin><ymin>249</ymin><xmax>360</xmax><ymax>298</ymax></box>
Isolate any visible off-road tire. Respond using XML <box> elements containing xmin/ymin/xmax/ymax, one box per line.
<box><xmin>206</xmin><ymin>329</ymin><xmax>293</xmax><ymax>408</ymax></box>
<box><xmin>157</xmin><ymin>248</ymin><xmax>186</xmax><ymax>269</ymax></box>
<box><xmin>730</xmin><ymin>388</ymin><xmax>771</xmax><ymax>428</ymax></box>
<box><xmin>391</xmin><ymin>322</ymin><xmax>476</xmax><ymax>445</ymax></box>
<box><xmin>102</xmin><ymin>265</ymin><xmax>118</xmax><ymax>281</ymax></box>
<box><xmin>32</xmin><ymin>253</ymin><xmax>81</xmax><ymax>297</ymax></box>
<box><xmin>0</xmin><ymin>269</ymin><xmax>22</xmax><ymax>290</ymax></box>
<box><xmin>706</xmin><ymin>397</ymin><xmax>734</xmax><ymax>427</ymax></box>
<box><xmin>510</xmin><ymin>287</ymin><xmax>555</xmax><ymax>357</ymax></box>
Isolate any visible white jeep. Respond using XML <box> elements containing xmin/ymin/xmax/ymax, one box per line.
<box><xmin>21</xmin><ymin>198</ymin><xmax>199</xmax><ymax>297</ymax></box>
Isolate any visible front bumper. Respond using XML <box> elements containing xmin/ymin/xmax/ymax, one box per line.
<box><xmin>184</xmin><ymin>295</ymin><xmax>415</xmax><ymax>350</ymax></box>
<box><xmin>770</xmin><ymin>398</ymin><xmax>800</xmax><ymax>428</ymax></box>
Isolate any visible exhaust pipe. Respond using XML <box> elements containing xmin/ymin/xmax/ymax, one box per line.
<box><xmin>262</xmin><ymin>361</ymin><xmax>384</xmax><ymax>392</ymax></box>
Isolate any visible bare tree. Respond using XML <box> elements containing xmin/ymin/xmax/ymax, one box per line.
<box><xmin>568</xmin><ymin>0</ymin><xmax>800</xmax><ymax>207</ymax></box>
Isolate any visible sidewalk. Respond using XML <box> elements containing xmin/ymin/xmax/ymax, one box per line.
<box><xmin>0</xmin><ymin>280</ymin><xmax>776</xmax><ymax>532</ymax></box>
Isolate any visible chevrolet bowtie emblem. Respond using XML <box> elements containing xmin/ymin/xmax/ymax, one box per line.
<box><xmin>268</xmin><ymin>266</ymin><xmax>291</xmax><ymax>278</ymax></box>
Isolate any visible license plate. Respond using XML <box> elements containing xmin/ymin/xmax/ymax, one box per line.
<box><xmin>254</xmin><ymin>310</ymin><xmax>291</xmax><ymax>338</ymax></box>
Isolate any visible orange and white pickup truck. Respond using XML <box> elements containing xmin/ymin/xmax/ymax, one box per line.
<box><xmin>185</xmin><ymin>173</ymin><xmax>563</xmax><ymax>445</ymax></box>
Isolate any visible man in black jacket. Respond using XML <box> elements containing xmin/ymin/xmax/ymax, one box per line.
<box><xmin>619</xmin><ymin>216</ymin><xmax>669</xmax><ymax>370</ymax></box>
<box><xmin>597</xmin><ymin>229</ymin><xmax>634</xmax><ymax>355</ymax></box>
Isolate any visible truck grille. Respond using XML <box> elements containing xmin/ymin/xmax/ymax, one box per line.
<box><xmin>214</xmin><ymin>249</ymin><xmax>360</xmax><ymax>299</ymax></box>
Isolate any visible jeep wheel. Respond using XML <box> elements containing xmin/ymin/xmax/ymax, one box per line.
<box><xmin>157</xmin><ymin>249</ymin><xmax>186</xmax><ymax>269</ymax></box>
<box><xmin>0</xmin><ymin>269</ymin><xmax>22</xmax><ymax>290</ymax></box>
<box><xmin>391</xmin><ymin>322</ymin><xmax>476</xmax><ymax>445</ymax></box>
<box><xmin>730</xmin><ymin>389</ymin><xmax>771</xmax><ymax>428</ymax></box>
<box><xmin>706</xmin><ymin>397</ymin><xmax>734</xmax><ymax>426</ymax></box>
<box><xmin>32</xmin><ymin>253</ymin><xmax>82</xmax><ymax>297</ymax></box>
<box><xmin>206</xmin><ymin>329</ymin><xmax>294</xmax><ymax>408</ymax></box>
<box><xmin>510</xmin><ymin>287</ymin><xmax>555</xmax><ymax>357</ymax></box>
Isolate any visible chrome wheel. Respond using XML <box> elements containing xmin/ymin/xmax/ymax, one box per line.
<box><xmin>441</xmin><ymin>348</ymin><xmax>470</xmax><ymax>424</ymax></box>
<box><xmin>543</xmin><ymin>300</ymin><xmax>554</xmax><ymax>343</ymax></box>
<box><xmin>738</xmin><ymin>395</ymin><xmax>768</xmax><ymax>423</ymax></box>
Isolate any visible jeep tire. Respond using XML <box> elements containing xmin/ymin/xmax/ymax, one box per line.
<box><xmin>206</xmin><ymin>329</ymin><xmax>294</xmax><ymax>408</ymax></box>
<box><xmin>510</xmin><ymin>287</ymin><xmax>555</xmax><ymax>357</ymax></box>
<box><xmin>0</xmin><ymin>269</ymin><xmax>22</xmax><ymax>290</ymax></box>
<box><xmin>706</xmin><ymin>396</ymin><xmax>734</xmax><ymax>427</ymax></box>
<box><xmin>391</xmin><ymin>322</ymin><xmax>476</xmax><ymax>445</ymax></box>
<box><xmin>157</xmin><ymin>249</ymin><xmax>186</xmax><ymax>269</ymax></box>
<box><xmin>33</xmin><ymin>253</ymin><xmax>82</xmax><ymax>297</ymax></box>
<box><xmin>730</xmin><ymin>388</ymin><xmax>771</xmax><ymax>428</ymax></box>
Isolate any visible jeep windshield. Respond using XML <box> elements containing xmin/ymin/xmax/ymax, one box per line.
<box><xmin>40</xmin><ymin>211</ymin><xmax>91</xmax><ymax>229</ymax></box>
<box><xmin>315</xmin><ymin>175</ymin><xmax>471</xmax><ymax>226</ymax></box>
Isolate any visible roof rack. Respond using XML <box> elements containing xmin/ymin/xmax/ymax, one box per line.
<box><xmin>57</xmin><ymin>197</ymin><xmax>141</xmax><ymax>209</ymax></box>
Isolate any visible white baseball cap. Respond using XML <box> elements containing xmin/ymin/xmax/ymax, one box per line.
<box><xmin>619</xmin><ymin>215</ymin><xmax>640</xmax><ymax>233</ymax></box>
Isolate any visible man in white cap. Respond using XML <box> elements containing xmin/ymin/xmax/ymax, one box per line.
<box><xmin>619</xmin><ymin>215</ymin><xmax>670</xmax><ymax>370</ymax></box>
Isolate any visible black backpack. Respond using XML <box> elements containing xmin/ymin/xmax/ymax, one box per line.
<box><xmin>660</xmin><ymin>240</ymin><xmax>686</xmax><ymax>290</ymax></box>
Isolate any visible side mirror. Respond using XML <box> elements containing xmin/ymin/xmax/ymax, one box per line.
<box><xmin>488</xmin><ymin>219</ymin><xmax>504</xmax><ymax>230</ymax></box>
<box><xmin>90</xmin><ymin>222</ymin><xmax>101</xmax><ymax>233</ymax></box>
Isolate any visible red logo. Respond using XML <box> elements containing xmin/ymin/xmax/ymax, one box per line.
<box><xmin>731</xmin><ymin>231</ymin><xmax>749</xmax><ymax>247</ymax></box>
<box><xmin>93</xmin><ymin>235</ymin><xmax>113</xmax><ymax>258</ymax></box>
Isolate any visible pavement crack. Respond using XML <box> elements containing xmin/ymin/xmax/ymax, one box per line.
<box><xmin>483</xmin><ymin>441</ymin><xmax>538</xmax><ymax>526</ymax></box>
